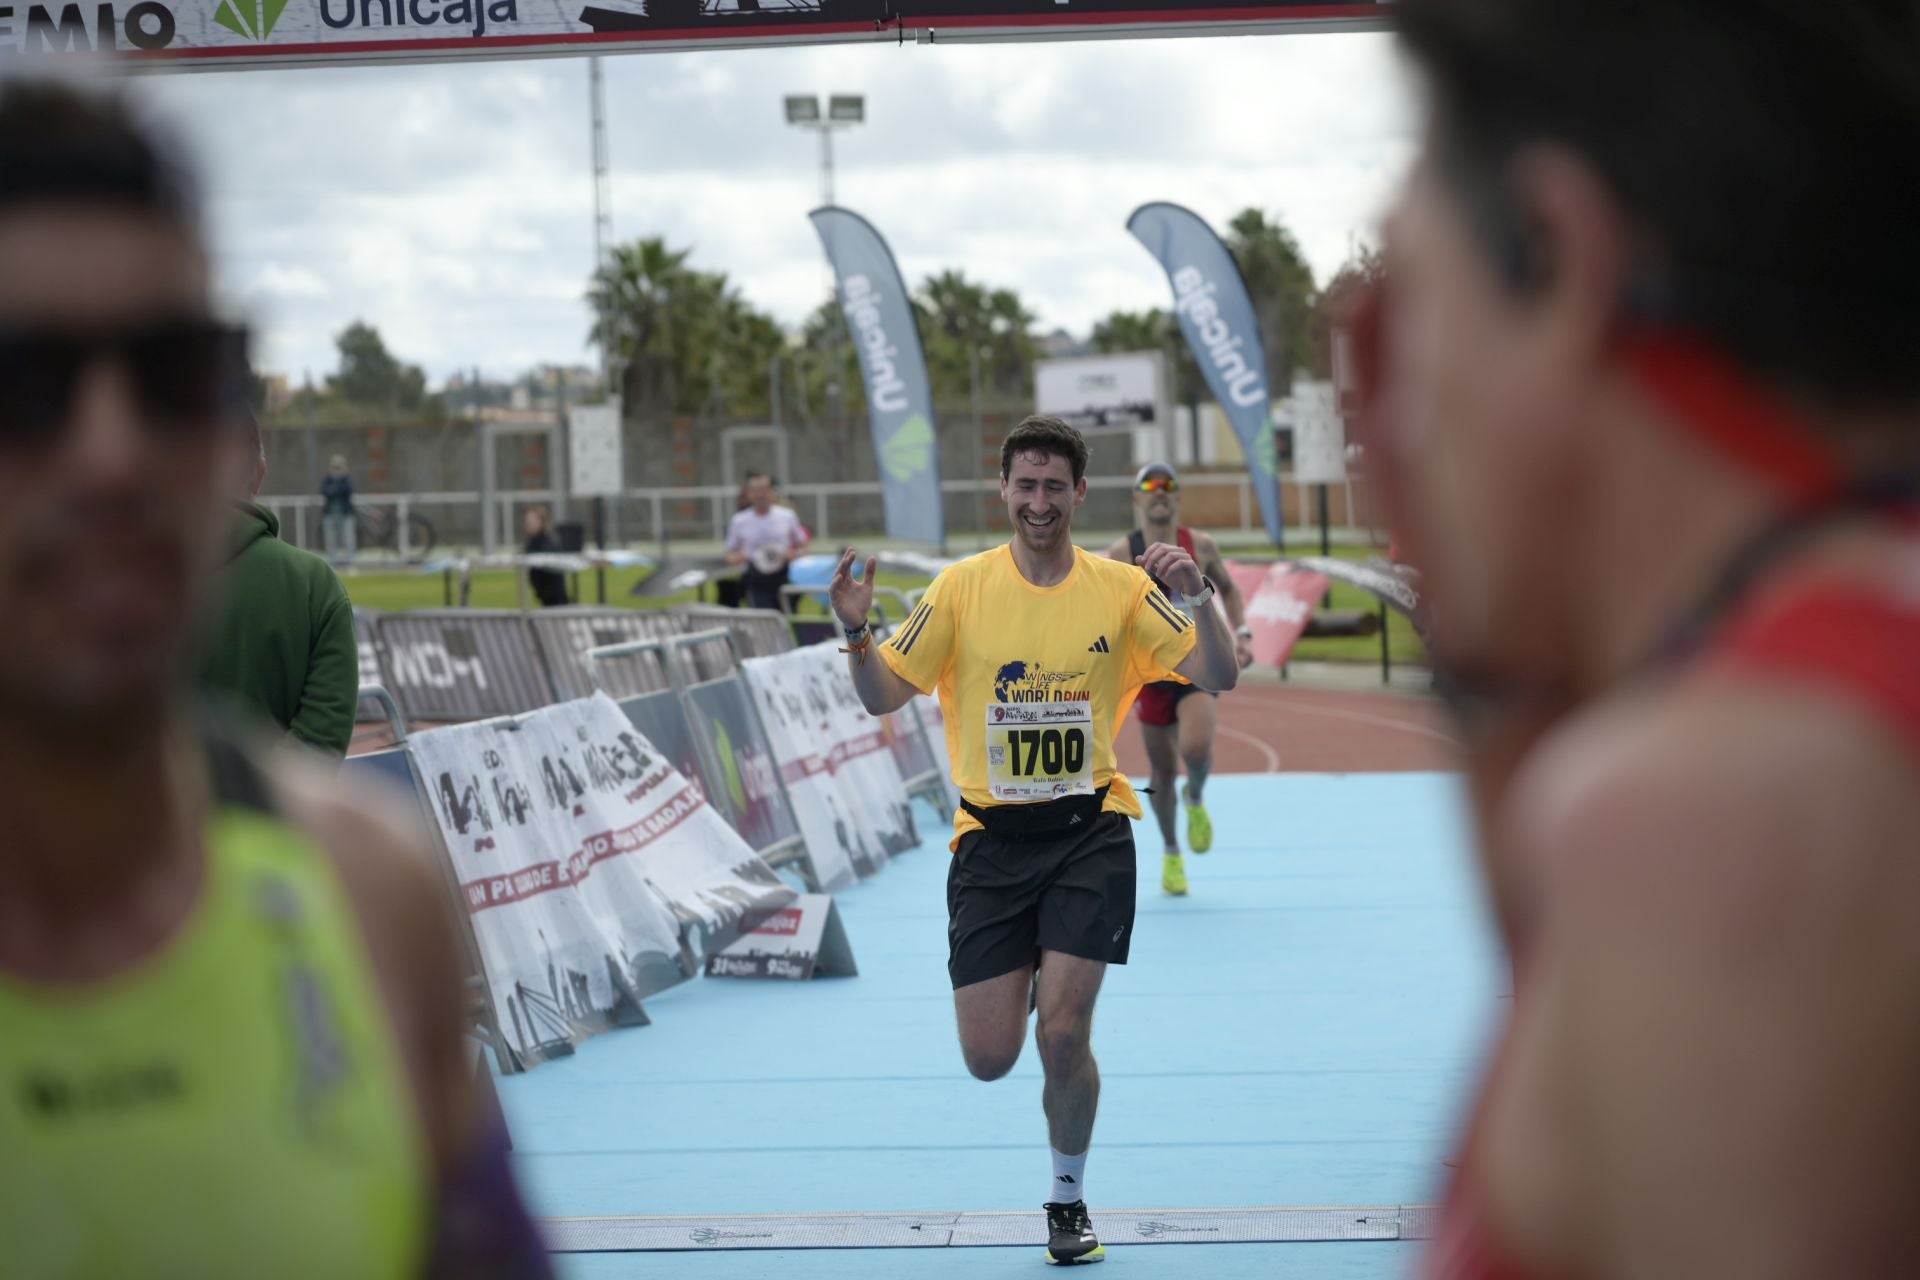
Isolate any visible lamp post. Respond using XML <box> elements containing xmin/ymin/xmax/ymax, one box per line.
<box><xmin>783</xmin><ymin>93</ymin><xmax>864</xmax><ymax>209</ymax></box>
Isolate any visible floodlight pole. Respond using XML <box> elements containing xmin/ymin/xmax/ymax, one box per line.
<box><xmin>819</xmin><ymin>125</ymin><xmax>836</xmax><ymax>209</ymax></box>
<box><xmin>589</xmin><ymin>57</ymin><xmax>614</xmax><ymax>390</ymax></box>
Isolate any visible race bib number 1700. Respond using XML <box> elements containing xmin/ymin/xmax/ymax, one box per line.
<box><xmin>984</xmin><ymin>701</ymin><xmax>1094</xmax><ymax>802</ymax></box>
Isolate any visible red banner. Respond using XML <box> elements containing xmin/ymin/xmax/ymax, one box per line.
<box><xmin>1225</xmin><ymin>561</ymin><xmax>1330</xmax><ymax>667</ymax></box>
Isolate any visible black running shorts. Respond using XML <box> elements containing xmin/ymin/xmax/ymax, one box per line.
<box><xmin>946</xmin><ymin>811</ymin><xmax>1137</xmax><ymax>990</ymax></box>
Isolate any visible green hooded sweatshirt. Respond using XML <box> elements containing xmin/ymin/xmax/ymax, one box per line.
<box><xmin>199</xmin><ymin>503</ymin><xmax>359</xmax><ymax>758</ymax></box>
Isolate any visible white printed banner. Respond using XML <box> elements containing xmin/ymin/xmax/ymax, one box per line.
<box><xmin>2</xmin><ymin>1</ymin><xmax>1382</xmax><ymax>70</ymax></box>
<box><xmin>410</xmin><ymin>692</ymin><xmax>791</xmax><ymax>1067</ymax></box>
<box><xmin>915</xmin><ymin>694</ymin><xmax>959</xmax><ymax>811</ymax></box>
<box><xmin>707</xmin><ymin>893</ymin><xmax>857</xmax><ymax>982</ymax></box>
<box><xmin>742</xmin><ymin>642</ymin><xmax>921</xmax><ymax>892</ymax></box>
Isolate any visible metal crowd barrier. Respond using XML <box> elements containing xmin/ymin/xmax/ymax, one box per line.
<box><xmin>371</xmin><ymin>610</ymin><xmax>554</xmax><ymax>722</ymax></box>
<box><xmin>588</xmin><ymin>633</ymin><xmax>819</xmax><ymax>892</ymax></box>
<box><xmin>352</xmin><ymin>607</ymin><xmax>389</xmax><ymax>723</ymax></box>
<box><xmin>676</xmin><ymin>604</ymin><xmax>798</xmax><ymax>659</ymax></box>
<box><xmin>528</xmin><ymin>607</ymin><xmax>688</xmax><ymax>701</ymax></box>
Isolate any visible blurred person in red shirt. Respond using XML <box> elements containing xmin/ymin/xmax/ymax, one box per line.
<box><xmin>1358</xmin><ymin>2</ymin><xmax>1920</xmax><ymax>1277</ymax></box>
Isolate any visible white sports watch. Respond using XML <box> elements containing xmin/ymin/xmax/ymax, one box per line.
<box><xmin>1174</xmin><ymin>576</ymin><xmax>1217</xmax><ymax>613</ymax></box>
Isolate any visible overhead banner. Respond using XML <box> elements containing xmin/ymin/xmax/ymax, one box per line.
<box><xmin>5</xmin><ymin>1</ymin><xmax>1380</xmax><ymax>70</ymax></box>
<box><xmin>409</xmin><ymin>692</ymin><xmax>792</xmax><ymax>1067</ymax></box>
<box><xmin>809</xmin><ymin>207</ymin><xmax>945</xmax><ymax>552</ymax></box>
<box><xmin>1128</xmin><ymin>201</ymin><xmax>1287</xmax><ymax>549</ymax></box>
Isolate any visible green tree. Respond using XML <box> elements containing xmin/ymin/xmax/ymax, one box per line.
<box><xmin>1224</xmin><ymin>208</ymin><xmax>1320</xmax><ymax>394</ymax></box>
<box><xmin>914</xmin><ymin>269</ymin><xmax>1035</xmax><ymax>403</ymax></box>
<box><xmin>331</xmin><ymin>320</ymin><xmax>427</xmax><ymax>411</ymax></box>
<box><xmin>586</xmin><ymin>236</ymin><xmax>785</xmax><ymax>424</ymax></box>
<box><xmin>1091</xmin><ymin>307</ymin><xmax>1204</xmax><ymax>408</ymax></box>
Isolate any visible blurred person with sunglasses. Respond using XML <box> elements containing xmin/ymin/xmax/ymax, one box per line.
<box><xmin>1103</xmin><ymin>462</ymin><xmax>1252</xmax><ymax>896</ymax></box>
<box><xmin>1356</xmin><ymin>3</ymin><xmax>1920</xmax><ymax>1277</ymax></box>
<box><xmin>0</xmin><ymin>79</ymin><xmax>549</xmax><ymax>1278</ymax></box>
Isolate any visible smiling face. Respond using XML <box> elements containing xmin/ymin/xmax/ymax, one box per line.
<box><xmin>1001</xmin><ymin>448</ymin><xmax>1085</xmax><ymax>558</ymax></box>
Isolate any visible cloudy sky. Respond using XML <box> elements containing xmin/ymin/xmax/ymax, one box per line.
<box><xmin>140</xmin><ymin>30</ymin><xmax>1417</xmax><ymax>386</ymax></box>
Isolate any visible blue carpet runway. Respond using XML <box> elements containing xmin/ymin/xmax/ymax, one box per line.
<box><xmin>497</xmin><ymin>773</ymin><xmax>1502</xmax><ymax>1278</ymax></box>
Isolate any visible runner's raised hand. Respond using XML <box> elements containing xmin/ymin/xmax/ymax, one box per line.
<box><xmin>830</xmin><ymin>547</ymin><xmax>878</xmax><ymax>630</ymax></box>
<box><xmin>1137</xmin><ymin>541</ymin><xmax>1205</xmax><ymax>598</ymax></box>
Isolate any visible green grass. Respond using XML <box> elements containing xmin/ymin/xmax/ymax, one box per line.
<box><xmin>341</xmin><ymin>548</ymin><xmax>1427</xmax><ymax>668</ymax></box>
<box><xmin>341</xmin><ymin>567</ymin><xmax>929</xmax><ymax>616</ymax></box>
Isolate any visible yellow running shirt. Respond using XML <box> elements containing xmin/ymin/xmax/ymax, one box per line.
<box><xmin>879</xmin><ymin>544</ymin><xmax>1198</xmax><ymax>847</ymax></box>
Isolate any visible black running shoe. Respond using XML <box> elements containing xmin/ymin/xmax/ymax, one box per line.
<box><xmin>1043</xmin><ymin>1200</ymin><xmax>1104</xmax><ymax>1265</ymax></box>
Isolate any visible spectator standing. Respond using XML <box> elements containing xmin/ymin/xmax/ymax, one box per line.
<box><xmin>320</xmin><ymin>453</ymin><xmax>355</xmax><ymax>565</ymax></box>
<box><xmin>199</xmin><ymin>409</ymin><xmax>359</xmax><ymax>758</ymax></box>
<box><xmin>522</xmin><ymin>507</ymin><xmax>571</xmax><ymax>609</ymax></box>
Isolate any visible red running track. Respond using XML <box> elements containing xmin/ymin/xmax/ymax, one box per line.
<box><xmin>1113</xmin><ymin>681</ymin><xmax>1459</xmax><ymax>776</ymax></box>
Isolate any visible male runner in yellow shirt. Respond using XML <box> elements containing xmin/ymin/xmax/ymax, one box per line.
<box><xmin>830</xmin><ymin>415</ymin><xmax>1238</xmax><ymax>1264</ymax></box>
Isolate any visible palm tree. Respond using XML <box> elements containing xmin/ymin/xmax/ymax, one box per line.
<box><xmin>586</xmin><ymin>236</ymin><xmax>785</xmax><ymax>424</ymax></box>
<box><xmin>1224</xmin><ymin>208</ymin><xmax>1320</xmax><ymax>395</ymax></box>
<box><xmin>1091</xmin><ymin>307</ymin><xmax>1203</xmax><ymax>408</ymax></box>
<box><xmin>915</xmin><ymin>269</ymin><xmax>1035</xmax><ymax>403</ymax></box>
<box><xmin>587</xmin><ymin>237</ymin><xmax>698</xmax><ymax>423</ymax></box>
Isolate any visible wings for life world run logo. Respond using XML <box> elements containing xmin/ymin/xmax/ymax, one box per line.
<box><xmin>993</xmin><ymin>662</ymin><xmax>1089</xmax><ymax>704</ymax></box>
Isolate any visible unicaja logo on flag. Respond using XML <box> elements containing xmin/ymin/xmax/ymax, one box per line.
<box><xmin>1172</xmin><ymin>265</ymin><xmax>1266</xmax><ymax>408</ymax></box>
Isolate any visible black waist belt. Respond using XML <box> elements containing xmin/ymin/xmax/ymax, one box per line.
<box><xmin>961</xmin><ymin>785</ymin><xmax>1110</xmax><ymax>843</ymax></box>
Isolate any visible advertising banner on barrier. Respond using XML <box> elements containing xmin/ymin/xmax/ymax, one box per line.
<box><xmin>708</xmin><ymin>893</ymin><xmax>857</xmax><ymax>982</ymax></box>
<box><xmin>410</xmin><ymin>693</ymin><xmax>791</xmax><ymax>1066</ymax></box>
<box><xmin>28</xmin><ymin>1</ymin><xmax>1380</xmax><ymax>75</ymax></box>
<box><xmin>613</xmin><ymin>689</ymin><xmax>708</xmax><ymax>813</ymax></box>
<box><xmin>810</xmin><ymin>207</ymin><xmax>944</xmax><ymax>551</ymax></box>
<box><xmin>914</xmin><ymin>693</ymin><xmax>959</xmax><ymax>810</ymax></box>
<box><xmin>1128</xmin><ymin>202</ymin><xmax>1287</xmax><ymax>549</ymax></box>
<box><xmin>352</xmin><ymin>606</ymin><xmax>387</xmax><ymax>723</ymax></box>
<box><xmin>1224</xmin><ymin>561</ymin><xmax>1331</xmax><ymax>668</ymax></box>
<box><xmin>742</xmin><ymin>643</ymin><xmax>921</xmax><ymax>888</ymax></box>
<box><xmin>682</xmin><ymin>675</ymin><xmax>798</xmax><ymax>859</ymax></box>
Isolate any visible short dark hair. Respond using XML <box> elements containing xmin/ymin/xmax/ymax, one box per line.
<box><xmin>1398</xmin><ymin>0</ymin><xmax>1920</xmax><ymax>413</ymax></box>
<box><xmin>0</xmin><ymin>79</ymin><xmax>199</xmax><ymax>230</ymax></box>
<box><xmin>743</xmin><ymin>470</ymin><xmax>772</xmax><ymax>486</ymax></box>
<box><xmin>1000</xmin><ymin>415</ymin><xmax>1090</xmax><ymax>483</ymax></box>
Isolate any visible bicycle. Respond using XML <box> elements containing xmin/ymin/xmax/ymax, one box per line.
<box><xmin>353</xmin><ymin>505</ymin><xmax>438</xmax><ymax>558</ymax></box>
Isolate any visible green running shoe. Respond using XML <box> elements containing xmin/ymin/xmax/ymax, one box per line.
<box><xmin>1161</xmin><ymin>853</ymin><xmax>1189</xmax><ymax>897</ymax></box>
<box><xmin>1184</xmin><ymin>784</ymin><xmax>1213</xmax><ymax>854</ymax></box>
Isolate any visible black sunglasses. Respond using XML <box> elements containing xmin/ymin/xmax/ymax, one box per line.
<box><xmin>0</xmin><ymin>318</ymin><xmax>250</xmax><ymax>451</ymax></box>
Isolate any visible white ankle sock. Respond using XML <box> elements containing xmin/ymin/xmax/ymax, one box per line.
<box><xmin>1050</xmin><ymin>1147</ymin><xmax>1087</xmax><ymax>1205</ymax></box>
